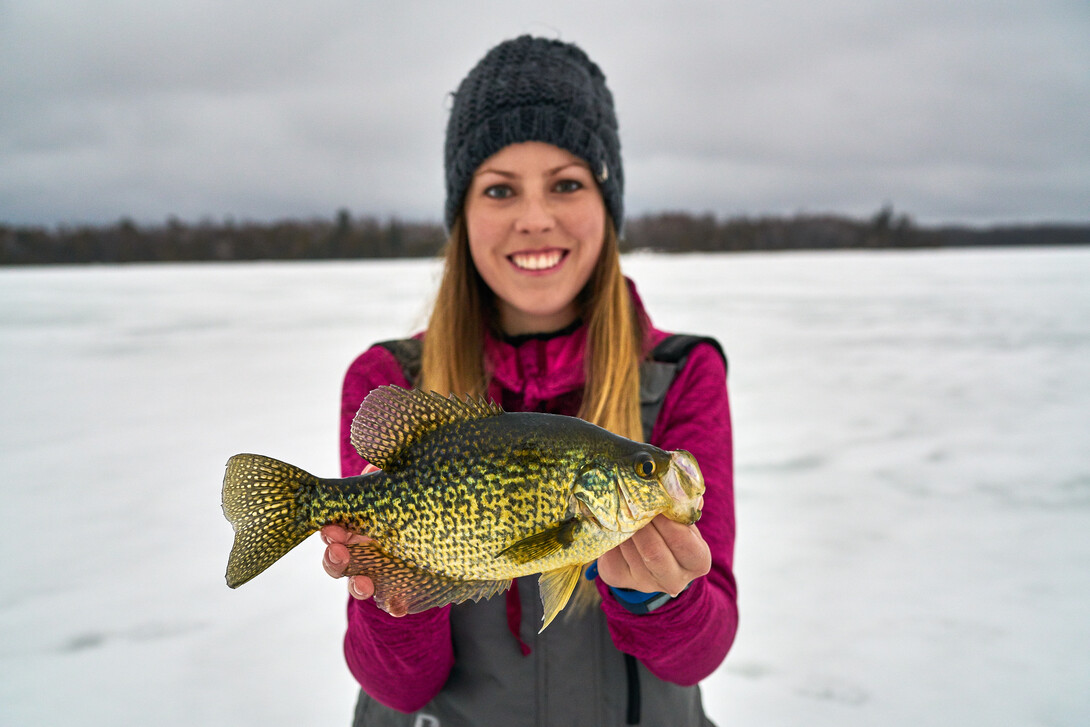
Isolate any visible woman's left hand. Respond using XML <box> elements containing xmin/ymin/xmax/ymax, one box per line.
<box><xmin>596</xmin><ymin>513</ymin><xmax>711</xmax><ymax>597</ymax></box>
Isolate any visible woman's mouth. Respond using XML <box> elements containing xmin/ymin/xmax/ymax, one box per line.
<box><xmin>508</xmin><ymin>248</ymin><xmax>567</xmax><ymax>272</ymax></box>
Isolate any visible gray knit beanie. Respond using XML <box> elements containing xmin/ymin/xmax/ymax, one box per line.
<box><xmin>444</xmin><ymin>35</ymin><xmax>624</xmax><ymax>233</ymax></box>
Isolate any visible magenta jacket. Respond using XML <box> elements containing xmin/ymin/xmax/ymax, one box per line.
<box><xmin>337</xmin><ymin>284</ymin><xmax>738</xmax><ymax>712</ymax></box>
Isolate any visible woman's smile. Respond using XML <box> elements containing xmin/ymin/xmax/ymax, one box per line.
<box><xmin>508</xmin><ymin>248</ymin><xmax>569</xmax><ymax>273</ymax></box>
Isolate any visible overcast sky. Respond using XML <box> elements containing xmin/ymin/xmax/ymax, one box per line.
<box><xmin>2</xmin><ymin>0</ymin><xmax>1087</xmax><ymax>228</ymax></box>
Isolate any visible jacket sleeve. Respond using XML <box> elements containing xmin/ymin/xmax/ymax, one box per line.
<box><xmin>339</xmin><ymin>345</ymin><xmax>455</xmax><ymax>712</ymax></box>
<box><xmin>596</xmin><ymin>341</ymin><xmax>739</xmax><ymax>685</ymax></box>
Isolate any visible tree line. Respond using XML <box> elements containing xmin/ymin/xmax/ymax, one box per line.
<box><xmin>2</xmin><ymin>207</ymin><xmax>1087</xmax><ymax>265</ymax></box>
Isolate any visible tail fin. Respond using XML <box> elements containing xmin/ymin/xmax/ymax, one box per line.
<box><xmin>222</xmin><ymin>454</ymin><xmax>319</xmax><ymax>588</ymax></box>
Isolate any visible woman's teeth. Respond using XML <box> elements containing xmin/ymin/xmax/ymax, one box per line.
<box><xmin>511</xmin><ymin>250</ymin><xmax>563</xmax><ymax>271</ymax></box>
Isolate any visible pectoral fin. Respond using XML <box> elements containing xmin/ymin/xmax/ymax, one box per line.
<box><xmin>346</xmin><ymin>542</ymin><xmax>510</xmax><ymax>616</ymax></box>
<box><xmin>537</xmin><ymin>564</ymin><xmax>585</xmax><ymax>632</ymax></box>
<box><xmin>497</xmin><ymin>518</ymin><xmax>580</xmax><ymax>565</ymax></box>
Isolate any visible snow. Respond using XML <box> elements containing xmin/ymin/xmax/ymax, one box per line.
<box><xmin>2</xmin><ymin>248</ymin><xmax>1088</xmax><ymax>726</ymax></box>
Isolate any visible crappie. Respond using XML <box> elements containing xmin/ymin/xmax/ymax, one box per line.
<box><xmin>222</xmin><ymin>385</ymin><xmax>704</xmax><ymax>630</ymax></box>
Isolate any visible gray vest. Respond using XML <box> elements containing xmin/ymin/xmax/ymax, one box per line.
<box><xmin>351</xmin><ymin>336</ymin><xmax>725</xmax><ymax>727</ymax></box>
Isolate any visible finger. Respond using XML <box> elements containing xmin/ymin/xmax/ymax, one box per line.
<box><xmin>650</xmin><ymin>518</ymin><xmax>711</xmax><ymax>575</ymax></box>
<box><xmin>608</xmin><ymin>537</ymin><xmax>661</xmax><ymax>592</ymax></box>
<box><xmin>321</xmin><ymin>524</ymin><xmax>372</xmax><ymax>547</ymax></box>
<box><xmin>617</xmin><ymin>537</ymin><xmax>645</xmax><ymax>576</ymax></box>
<box><xmin>344</xmin><ymin>532</ymin><xmax>372</xmax><ymax>547</ymax></box>
<box><xmin>595</xmin><ymin>543</ymin><xmax>634</xmax><ymax>586</ymax></box>
<box><xmin>323</xmin><ymin>542</ymin><xmax>351</xmax><ymax>578</ymax></box>
<box><xmin>321</xmin><ymin>524</ymin><xmax>351</xmax><ymax>545</ymax></box>
<box><xmin>628</xmin><ymin>523</ymin><xmax>678</xmax><ymax>583</ymax></box>
<box><xmin>348</xmin><ymin>576</ymin><xmax>375</xmax><ymax>600</ymax></box>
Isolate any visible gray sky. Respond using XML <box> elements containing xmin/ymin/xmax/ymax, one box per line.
<box><xmin>2</xmin><ymin>0</ymin><xmax>1088</xmax><ymax>227</ymax></box>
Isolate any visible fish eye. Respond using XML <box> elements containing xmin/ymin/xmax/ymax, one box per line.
<box><xmin>634</xmin><ymin>456</ymin><xmax>656</xmax><ymax>478</ymax></box>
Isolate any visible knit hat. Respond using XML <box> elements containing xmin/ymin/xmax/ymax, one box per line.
<box><xmin>444</xmin><ymin>35</ymin><xmax>624</xmax><ymax>233</ymax></box>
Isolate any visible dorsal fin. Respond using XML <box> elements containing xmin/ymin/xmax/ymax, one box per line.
<box><xmin>350</xmin><ymin>386</ymin><xmax>503</xmax><ymax>469</ymax></box>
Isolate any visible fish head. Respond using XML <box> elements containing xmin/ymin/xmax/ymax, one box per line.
<box><xmin>571</xmin><ymin>445</ymin><xmax>705</xmax><ymax>533</ymax></box>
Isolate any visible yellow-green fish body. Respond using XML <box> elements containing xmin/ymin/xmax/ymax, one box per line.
<box><xmin>222</xmin><ymin>386</ymin><xmax>704</xmax><ymax>629</ymax></box>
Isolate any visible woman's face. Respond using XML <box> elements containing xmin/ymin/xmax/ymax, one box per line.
<box><xmin>464</xmin><ymin>141</ymin><xmax>606</xmax><ymax>336</ymax></box>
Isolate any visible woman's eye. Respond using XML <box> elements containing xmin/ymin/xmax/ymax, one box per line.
<box><xmin>635</xmin><ymin>457</ymin><xmax>656</xmax><ymax>478</ymax></box>
<box><xmin>484</xmin><ymin>184</ymin><xmax>514</xmax><ymax>199</ymax></box>
<box><xmin>554</xmin><ymin>179</ymin><xmax>583</xmax><ymax>193</ymax></box>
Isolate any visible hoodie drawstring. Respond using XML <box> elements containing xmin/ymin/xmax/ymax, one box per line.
<box><xmin>506</xmin><ymin>585</ymin><xmax>531</xmax><ymax>656</ymax></box>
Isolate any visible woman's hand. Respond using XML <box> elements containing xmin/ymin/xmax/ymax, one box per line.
<box><xmin>321</xmin><ymin>524</ymin><xmax>375</xmax><ymax>600</ymax></box>
<box><xmin>320</xmin><ymin>463</ymin><xmax>379</xmax><ymax>601</ymax></box>
<box><xmin>596</xmin><ymin>509</ymin><xmax>711</xmax><ymax>597</ymax></box>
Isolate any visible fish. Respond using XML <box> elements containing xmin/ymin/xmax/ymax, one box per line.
<box><xmin>222</xmin><ymin>385</ymin><xmax>705</xmax><ymax>630</ymax></box>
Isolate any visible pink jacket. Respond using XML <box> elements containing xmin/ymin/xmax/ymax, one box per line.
<box><xmin>338</xmin><ymin>284</ymin><xmax>738</xmax><ymax>712</ymax></box>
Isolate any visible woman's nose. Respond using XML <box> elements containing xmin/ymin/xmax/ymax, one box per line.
<box><xmin>513</xmin><ymin>194</ymin><xmax>555</xmax><ymax>234</ymax></box>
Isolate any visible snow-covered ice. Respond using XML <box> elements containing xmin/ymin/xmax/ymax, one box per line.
<box><xmin>2</xmin><ymin>248</ymin><xmax>1088</xmax><ymax>726</ymax></box>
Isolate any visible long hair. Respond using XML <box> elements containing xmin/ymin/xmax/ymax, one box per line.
<box><xmin>419</xmin><ymin>216</ymin><xmax>489</xmax><ymax>398</ymax></box>
<box><xmin>420</xmin><ymin>217</ymin><xmax>646</xmax><ymax>441</ymax></box>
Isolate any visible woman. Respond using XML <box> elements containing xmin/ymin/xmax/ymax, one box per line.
<box><xmin>322</xmin><ymin>35</ymin><xmax>737</xmax><ymax>725</ymax></box>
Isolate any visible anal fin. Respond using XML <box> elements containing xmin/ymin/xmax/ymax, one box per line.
<box><xmin>345</xmin><ymin>542</ymin><xmax>510</xmax><ymax>616</ymax></box>
<box><xmin>537</xmin><ymin>563</ymin><xmax>585</xmax><ymax>632</ymax></box>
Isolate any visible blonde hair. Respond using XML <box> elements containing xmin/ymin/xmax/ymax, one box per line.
<box><xmin>420</xmin><ymin>217</ymin><xmax>645</xmax><ymax>441</ymax></box>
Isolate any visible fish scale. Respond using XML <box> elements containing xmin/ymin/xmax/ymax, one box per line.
<box><xmin>222</xmin><ymin>385</ymin><xmax>704</xmax><ymax>630</ymax></box>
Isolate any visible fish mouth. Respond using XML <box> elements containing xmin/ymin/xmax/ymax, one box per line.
<box><xmin>661</xmin><ymin>450</ymin><xmax>705</xmax><ymax>524</ymax></box>
<box><xmin>508</xmin><ymin>248</ymin><xmax>568</xmax><ymax>272</ymax></box>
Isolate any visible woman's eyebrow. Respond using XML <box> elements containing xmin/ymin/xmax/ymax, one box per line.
<box><xmin>474</xmin><ymin>167</ymin><xmax>516</xmax><ymax>178</ymax></box>
<box><xmin>548</xmin><ymin>162</ymin><xmax>589</xmax><ymax>175</ymax></box>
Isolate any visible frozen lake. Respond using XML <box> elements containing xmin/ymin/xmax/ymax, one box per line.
<box><xmin>2</xmin><ymin>247</ymin><xmax>1088</xmax><ymax>725</ymax></box>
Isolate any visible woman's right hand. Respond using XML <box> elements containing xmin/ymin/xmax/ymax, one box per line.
<box><xmin>321</xmin><ymin>462</ymin><xmax>379</xmax><ymax>600</ymax></box>
<box><xmin>321</xmin><ymin>524</ymin><xmax>375</xmax><ymax>600</ymax></box>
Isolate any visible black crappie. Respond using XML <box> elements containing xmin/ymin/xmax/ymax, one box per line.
<box><xmin>222</xmin><ymin>385</ymin><xmax>704</xmax><ymax>629</ymax></box>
